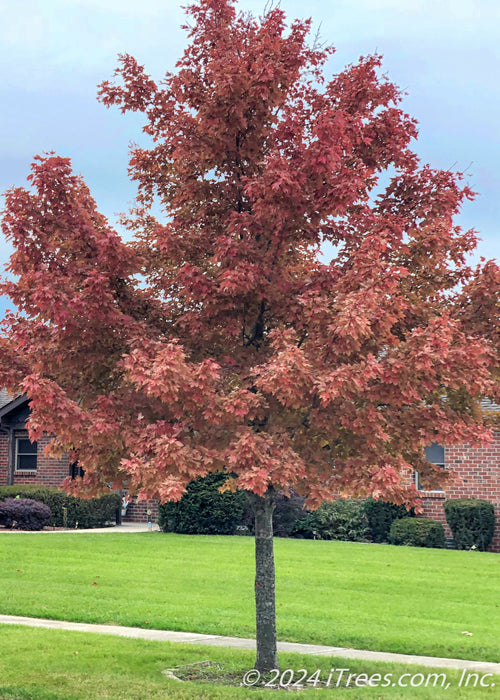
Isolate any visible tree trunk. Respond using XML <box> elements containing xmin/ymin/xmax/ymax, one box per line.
<box><xmin>248</xmin><ymin>487</ymin><xmax>278</xmax><ymax>672</ymax></box>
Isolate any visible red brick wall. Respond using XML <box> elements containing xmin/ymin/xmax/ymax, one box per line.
<box><xmin>31</xmin><ymin>436</ymin><xmax>70</xmax><ymax>486</ymax></box>
<box><xmin>419</xmin><ymin>432</ymin><xmax>500</xmax><ymax>552</ymax></box>
<box><xmin>0</xmin><ymin>434</ymin><xmax>70</xmax><ymax>487</ymax></box>
<box><xmin>0</xmin><ymin>433</ymin><xmax>8</xmax><ymax>484</ymax></box>
<box><xmin>123</xmin><ymin>497</ymin><xmax>159</xmax><ymax>523</ymax></box>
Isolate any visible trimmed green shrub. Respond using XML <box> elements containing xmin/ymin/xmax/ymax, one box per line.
<box><xmin>444</xmin><ymin>498</ymin><xmax>495</xmax><ymax>551</ymax></box>
<box><xmin>0</xmin><ymin>497</ymin><xmax>51</xmax><ymax>530</ymax></box>
<box><xmin>299</xmin><ymin>499</ymin><xmax>370</xmax><ymax>542</ymax></box>
<box><xmin>363</xmin><ymin>498</ymin><xmax>415</xmax><ymax>543</ymax></box>
<box><xmin>62</xmin><ymin>493</ymin><xmax>121</xmax><ymax>529</ymax></box>
<box><xmin>158</xmin><ymin>472</ymin><xmax>247</xmax><ymax>535</ymax></box>
<box><xmin>389</xmin><ymin>517</ymin><xmax>445</xmax><ymax>548</ymax></box>
<box><xmin>0</xmin><ymin>486</ymin><xmax>120</xmax><ymax>529</ymax></box>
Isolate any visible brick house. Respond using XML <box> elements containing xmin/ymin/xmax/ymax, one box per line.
<box><xmin>417</xmin><ymin>401</ymin><xmax>500</xmax><ymax>552</ymax></box>
<box><xmin>0</xmin><ymin>390</ymin><xmax>71</xmax><ymax>488</ymax></box>
<box><xmin>0</xmin><ymin>390</ymin><xmax>156</xmax><ymax>523</ymax></box>
<box><xmin>0</xmin><ymin>390</ymin><xmax>498</xmax><ymax>547</ymax></box>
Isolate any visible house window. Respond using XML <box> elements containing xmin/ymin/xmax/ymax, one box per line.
<box><xmin>70</xmin><ymin>462</ymin><xmax>85</xmax><ymax>479</ymax></box>
<box><xmin>15</xmin><ymin>434</ymin><xmax>38</xmax><ymax>472</ymax></box>
<box><xmin>415</xmin><ymin>443</ymin><xmax>444</xmax><ymax>491</ymax></box>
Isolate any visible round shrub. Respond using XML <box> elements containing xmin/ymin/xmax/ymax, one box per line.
<box><xmin>301</xmin><ymin>499</ymin><xmax>370</xmax><ymax>542</ymax></box>
<box><xmin>0</xmin><ymin>497</ymin><xmax>52</xmax><ymax>531</ymax></box>
<box><xmin>158</xmin><ymin>472</ymin><xmax>247</xmax><ymax>535</ymax></box>
<box><xmin>444</xmin><ymin>498</ymin><xmax>495</xmax><ymax>551</ymax></box>
<box><xmin>389</xmin><ymin>517</ymin><xmax>445</xmax><ymax>548</ymax></box>
<box><xmin>363</xmin><ymin>498</ymin><xmax>415</xmax><ymax>543</ymax></box>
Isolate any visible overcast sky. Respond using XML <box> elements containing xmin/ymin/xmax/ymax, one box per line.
<box><xmin>1</xmin><ymin>0</ymin><xmax>499</xmax><ymax>317</ymax></box>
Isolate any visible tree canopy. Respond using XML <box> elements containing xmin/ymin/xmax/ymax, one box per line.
<box><xmin>1</xmin><ymin>0</ymin><xmax>499</xmax><ymax>507</ymax></box>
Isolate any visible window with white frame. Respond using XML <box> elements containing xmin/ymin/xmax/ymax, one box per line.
<box><xmin>415</xmin><ymin>443</ymin><xmax>444</xmax><ymax>491</ymax></box>
<box><xmin>14</xmin><ymin>433</ymin><xmax>38</xmax><ymax>472</ymax></box>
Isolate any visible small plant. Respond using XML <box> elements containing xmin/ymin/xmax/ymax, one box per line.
<box><xmin>444</xmin><ymin>498</ymin><xmax>495</xmax><ymax>551</ymax></box>
<box><xmin>389</xmin><ymin>517</ymin><xmax>445</xmax><ymax>548</ymax></box>
<box><xmin>0</xmin><ymin>497</ymin><xmax>51</xmax><ymax>531</ymax></box>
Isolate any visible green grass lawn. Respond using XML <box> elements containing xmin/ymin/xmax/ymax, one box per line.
<box><xmin>0</xmin><ymin>626</ymin><xmax>498</xmax><ymax>700</ymax></box>
<box><xmin>0</xmin><ymin>533</ymin><xmax>498</xmax><ymax>662</ymax></box>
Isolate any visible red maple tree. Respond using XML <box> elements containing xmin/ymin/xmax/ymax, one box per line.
<box><xmin>1</xmin><ymin>0</ymin><xmax>499</xmax><ymax>671</ymax></box>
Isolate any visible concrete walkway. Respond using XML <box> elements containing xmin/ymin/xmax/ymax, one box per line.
<box><xmin>0</xmin><ymin>522</ymin><xmax>161</xmax><ymax>534</ymax></box>
<box><xmin>0</xmin><ymin>615</ymin><xmax>498</xmax><ymax>674</ymax></box>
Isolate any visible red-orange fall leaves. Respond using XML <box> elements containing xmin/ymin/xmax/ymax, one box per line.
<box><xmin>1</xmin><ymin>0</ymin><xmax>499</xmax><ymax>510</ymax></box>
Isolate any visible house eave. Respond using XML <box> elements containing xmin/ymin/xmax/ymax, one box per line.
<box><xmin>0</xmin><ymin>394</ymin><xmax>29</xmax><ymax>422</ymax></box>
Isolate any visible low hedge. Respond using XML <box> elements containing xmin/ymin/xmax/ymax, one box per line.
<box><xmin>444</xmin><ymin>498</ymin><xmax>495</xmax><ymax>551</ymax></box>
<box><xmin>0</xmin><ymin>486</ymin><xmax>121</xmax><ymax>529</ymax></box>
<box><xmin>389</xmin><ymin>517</ymin><xmax>445</xmax><ymax>548</ymax></box>
<box><xmin>363</xmin><ymin>498</ymin><xmax>415</xmax><ymax>543</ymax></box>
<box><xmin>0</xmin><ymin>497</ymin><xmax>52</xmax><ymax>531</ymax></box>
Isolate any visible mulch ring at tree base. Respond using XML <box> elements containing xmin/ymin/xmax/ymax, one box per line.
<box><xmin>162</xmin><ymin>660</ymin><xmax>346</xmax><ymax>690</ymax></box>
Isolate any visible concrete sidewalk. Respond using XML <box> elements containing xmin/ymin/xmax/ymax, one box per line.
<box><xmin>0</xmin><ymin>614</ymin><xmax>498</xmax><ymax>674</ymax></box>
<box><xmin>0</xmin><ymin>522</ymin><xmax>160</xmax><ymax>534</ymax></box>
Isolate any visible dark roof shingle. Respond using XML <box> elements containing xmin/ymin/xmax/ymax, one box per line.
<box><xmin>0</xmin><ymin>389</ymin><xmax>14</xmax><ymax>410</ymax></box>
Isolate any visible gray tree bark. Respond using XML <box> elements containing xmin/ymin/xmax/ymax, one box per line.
<box><xmin>248</xmin><ymin>487</ymin><xmax>278</xmax><ymax>672</ymax></box>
